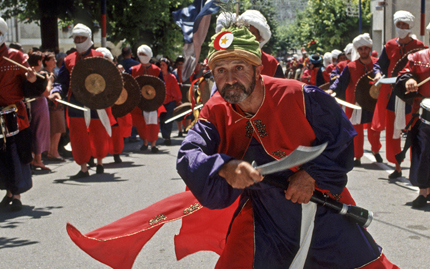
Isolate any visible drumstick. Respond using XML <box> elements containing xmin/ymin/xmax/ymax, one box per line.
<box><xmin>405</xmin><ymin>76</ymin><xmax>430</xmax><ymax>95</ymax></box>
<box><xmin>2</xmin><ymin>56</ymin><xmax>45</xmax><ymax>79</ymax></box>
<box><xmin>55</xmin><ymin>99</ymin><xmax>89</xmax><ymax>112</ymax></box>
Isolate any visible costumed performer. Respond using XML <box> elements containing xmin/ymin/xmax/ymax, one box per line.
<box><xmin>328</xmin><ymin>33</ymin><xmax>382</xmax><ymax>166</ymax></box>
<box><xmin>96</xmin><ymin>47</ymin><xmax>133</xmax><ymax>163</ymax></box>
<box><xmin>373</xmin><ymin>11</ymin><xmax>425</xmax><ymax>179</ymax></box>
<box><xmin>177</xmin><ymin>21</ymin><xmax>398</xmax><ymax>268</ymax></box>
<box><xmin>0</xmin><ymin>17</ymin><xmax>45</xmax><ymax>211</ymax></box>
<box><xmin>394</xmin><ymin>22</ymin><xmax>430</xmax><ymax>208</ymax></box>
<box><xmin>49</xmin><ymin>23</ymin><xmax>115</xmax><ymax>178</ymax></box>
<box><xmin>126</xmin><ymin>44</ymin><xmax>163</xmax><ymax>152</ymax></box>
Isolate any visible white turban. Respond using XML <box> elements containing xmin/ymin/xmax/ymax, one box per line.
<box><xmin>331</xmin><ymin>49</ymin><xmax>342</xmax><ymax>59</ymax></box>
<box><xmin>238</xmin><ymin>10</ymin><xmax>271</xmax><ymax>48</ymax></box>
<box><xmin>323</xmin><ymin>52</ymin><xmax>332</xmax><ymax>67</ymax></box>
<box><xmin>393</xmin><ymin>11</ymin><xmax>415</xmax><ymax>29</ymax></box>
<box><xmin>0</xmin><ymin>17</ymin><xmax>7</xmax><ymax>34</ymax></box>
<box><xmin>96</xmin><ymin>47</ymin><xmax>113</xmax><ymax>61</ymax></box>
<box><xmin>72</xmin><ymin>23</ymin><xmax>92</xmax><ymax>38</ymax></box>
<box><xmin>344</xmin><ymin>43</ymin><xmax>353</xmax><ymax>54</ymax></box>
<box><xmin>137</xmin><ymin>45</ymin><xmax>153</xmax><ymax>58</ymax></box>
<box><xmin>216</xmin><ymin>12</ymin><xmax>236</xmax><ymax>33</ymax></box>
<box><xmin>353</xmin><ymin>33</ymin><xmax>373</xmax><ymax>49</ymax></box>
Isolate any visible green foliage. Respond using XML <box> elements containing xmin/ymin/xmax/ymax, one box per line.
<box><xmin>276</xmin><ymin>0</ymin><xmax>371</xmax><ymax>55</ymax></box>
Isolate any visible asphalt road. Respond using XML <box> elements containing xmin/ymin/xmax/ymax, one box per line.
<box><xmin>0</xmin><ymin>128</ymin><xmax>428</xmax><ymax>269</ymax></box>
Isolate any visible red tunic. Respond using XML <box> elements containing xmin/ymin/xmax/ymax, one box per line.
<box><xmin>260</xmin><ymin>50</ymin><xmax>279</xmax><ymax>77</ymax></box>
<box><xmin>199</xmin><ymin>76</ymin><xmax>316</xmax><ymax>161</ymax></box>
<box><xmin>325</xmin><ymin>63</ymin><xmax>336</xmax><ymax>74</ymax></box>
<box><xmin>0</xmin><ymin>44</ymin><xmax>31</xmax><ymax>131</ymax></box>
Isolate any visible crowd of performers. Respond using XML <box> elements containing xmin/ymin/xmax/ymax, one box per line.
<box><xmin>1</xmin><ymin>6</ymin><xmax>430</xmax><ymax>268</ymax></box>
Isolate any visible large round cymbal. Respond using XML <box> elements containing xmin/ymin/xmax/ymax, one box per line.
<box><xmin>111</xmin><ymin>73</ymin><xmax>141</xmax><ymax>118</ymax></box>
<box><xmin>70</xmin><ymin>57</ymin><xmax>123</xmax><ymax>109</ymax></box>
<box><xmin>135</xmin><ymin>75</ymin><xmax>166</xmax><ymax>112</ymax></box>
<box><xmin>355</xmin><ymin>71</ymin><xmax>377</xmax><ymax>112</ymax></box>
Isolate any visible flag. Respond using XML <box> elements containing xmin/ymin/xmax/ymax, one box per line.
<box><xmin>172</xmin><ymin>0</ymin><xmax>221</xmax><ymax>81</ymax></box>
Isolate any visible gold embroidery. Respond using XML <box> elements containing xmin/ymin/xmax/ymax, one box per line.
<box><xmin>183</xmin><ymin>203</ymin><xmax>202</xmax><ymax>215</ymax></box>
<box><xmin>245</xmin><ymin>121</ymin><xmax>253</xmax><ymax>138</ymax></box>
<box><xmin>149</xmin><ymin>214</ymin><xmax>167</xmax><ymax>225</ymax></box>
<box><xmin>272</xmin><ymin>150</ymin><xmax>287</xmax><ymax>158</ymax></box>
<box><xmin>253</xmin><ymin>120</ymin><xmax>267</xmax><ymax>137</ymax></box>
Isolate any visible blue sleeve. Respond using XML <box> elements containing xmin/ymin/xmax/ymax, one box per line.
<box><xmin>330</xmin><ymin>66</ymin><xmax>340</xmax><ymax>82</ymax></box>
<box><xmin>329</xmin><ymin>65</ymin><xmax>350</xmax><ymax>98</ymax></box>
<box><xmin>176</xmin><ymin>120</ymin><xmax>242</xmax><ymax>209</ymax></box>
<box><xmin>126</xmin><ymin>67</ymin><xmax>132</xmax><ymax>75</ymax></box>
<box><xmin>301</xmin><ymin>85</ymin><xmax>357</xmax><ymax>195</ymax></box>
<box><xmin>51</xmin><ymin>61</ymin><xmax>70</xmax><ymax>96</ymax></box>
<box><xmin>373</xmin><ymin>47</ymin><xmax>389</xmax><ymax>75</ymax></box>
<box><xmin>316</xmin><ymin>68</ymin><xmax>325</xmax><ymax>86</ymax></box>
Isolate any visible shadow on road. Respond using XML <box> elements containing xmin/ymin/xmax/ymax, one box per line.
<box><xmin>0</xmin><ymin>205</ymin><xmax>59</xmax><ymax>224</ymax></box>
<box><xmin>53</xmin><ymin>173</ymin><xmax>126</xmax><ymax>184</ymax></box>
<box><xmin>0</xmin><ymin>237</ymin><xmax>38</xmax><ymax>249</ymax></box>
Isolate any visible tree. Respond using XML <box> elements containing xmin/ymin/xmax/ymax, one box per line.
<box><xmin>276</xmin><ymin>0</ymin><xmax>371</xmax><ymax>55</ymax></box>
<box><xmin>0</xmin><ymin>0</ymin><xmax>190</xmax><ymax>57</ymax></box>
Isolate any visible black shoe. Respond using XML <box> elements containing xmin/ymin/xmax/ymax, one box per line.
<box><xmin>412</xmin><ymin>195</ymin><xmax>427</xmax><ymax>208</ymax></box>
<box><xmin>177</xmin><ymin>132</ymin><xmax>183</xmax><ymax>137</ymax></box>
<box><xmin>388</xmin><ymin>170</ymin><xmax>402</xmax><ymax>179</ymax></box>
<box><xmin>373</xmin><ymin>153</ymin><xmax>383</xmax><ymax>163</ymax></box>
<box><xmin>70</xmin><ymin>170</ymin><xmax>90</xmax><ymax>179</ymax></box>
<box><xmin>114</xmin><ymin>154</ymin><xmax>122</xmax><ymax>163</ymax></box>
<box><xmin>10</xmin><ymin>198</ymin><xmax>22</xmax><ymax>211</ymax></box>
<box><xmin>0</xmin><ymin>195</ymin><xmax>13</xmax><ymax>207</ymax></box>
<box><xmin>163</xmin><ymin>139</ymin><xmax>171</xmax><ymax>146</ymax></box>
<box><xmin>151</xmin><ymin>146</ymin><xmax>159</xmax><ymax>153</ymax></box>
<box><xmin>96</xmin><ymin>164</ymin><xmax>104</xmax><ymax>174</ymax></box>
<box><xmin>140</xmin><ymin>144</ymin><xmax>148</xmax><ymax>151</ymax></box>
<box><xmin>87</xmin><ymin>156</ymin><xmax>96</xmax><ymax>167</ymax></box>
<box><xmin>354</xmin><ymin>159</ymin><xmax>361</xmax><ymax>167</ymax></box>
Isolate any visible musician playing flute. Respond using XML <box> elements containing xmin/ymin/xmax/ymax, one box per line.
<box><xmin>394</xmin><ymin>22</ymin><xmax>430</xmax><ymax>208</ymax></box>
<box><xmin>49</xmin><ymin>24</ymin><xmax>115</xmax><ymax>178</ymax></box>
<box><xmin>0</xmin><ymin>17</ymin><xmax>45</xmax><ymax>211</ymax></box>
<box><xmin>176</xmin><ymin>19</ymin><xmax>397</xmax><ymax>268</ymax></box>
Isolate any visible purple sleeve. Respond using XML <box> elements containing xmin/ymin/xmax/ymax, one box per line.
<box><xmin>373</xmin><ymin>47</ymin><xmax>389</xmax><ymax>76</ymax></box>
<box><xmin>329</xmin><ymin>65</ymin><xmax>350</xmax><ymax>98</ymax></box>
<box><xmin>176</xmin><ymin>120</ymin><xmax>242</xmax><ymax>209</ymax></box>
<box><xmin>51</xmin><ymin>61</ymin><xmax>70</xmax><ymax>96</ymax></box>
<box><xmin>301</xmin><ymin>85</ymin><xmax>357</xmax><ymax>195</ymax></box>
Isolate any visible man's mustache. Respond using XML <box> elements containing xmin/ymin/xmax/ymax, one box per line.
<box><xmin>222</xmin><ymin>83</ymin><xmax>246</xmax><ymax>92</ymax></box>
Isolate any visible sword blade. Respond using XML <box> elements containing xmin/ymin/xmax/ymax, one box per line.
<box><xmin>377</xmin><ymin>77</ymin><xmax>397</xmax><ymax>85</ymax></box>
<box><xmin>56</xmin><ymin>99</ymin><xmax>89</xmax><ymax>112</ymax></box>
<box><xmin>335</xmin><ymin>97</ymin><xmax>362</xmax><ymax>110</ymax></box>
<box><xmin>164</xmin><ymin>104</ymin><xmax>203</xmax><ymax>124</ymax></box>
<box><xmin>254</xmin><ymin>142</ymin><xmax>328</xmax><ymax>176</ymax></box>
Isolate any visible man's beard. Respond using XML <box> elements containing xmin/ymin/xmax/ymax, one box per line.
<box><xmin>220</xmin><ymin>70</ymin><xmax>256</xmax><ymax>104</ymax></box>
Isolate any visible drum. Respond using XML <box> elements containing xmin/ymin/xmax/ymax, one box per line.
<box><xmin>419</xmin><ymin>98</ymin><xmax>430</xmax><ymax>125</ymax></box>
<box><xmin>0</xmin><ymin>106</ymin><xmax>19</xmax><ymax>139</ymax></box>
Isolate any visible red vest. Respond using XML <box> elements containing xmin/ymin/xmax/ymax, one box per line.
<box><xmin>261</xmin><ymin>50</ymin><xmax>279</xmax><ymax>77</ymax></box>
<box><xmin>336</xmin><ymin>60</ymin><xmax>350</xmax><ymax>74</ymax></box>
<box><xmin>131</xmin><ymin>64</ymin><xmax>160</xmax><ymax>77</ymax></box>
<box><xmin>384</xmin><ymin>38</ymin><xmax>425</xmax><ymax>77</ymax></box>
<box><xmin>199</xmin><ymin>76</ymin><xmax>316</xmax><ymax>161</ymax></box>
